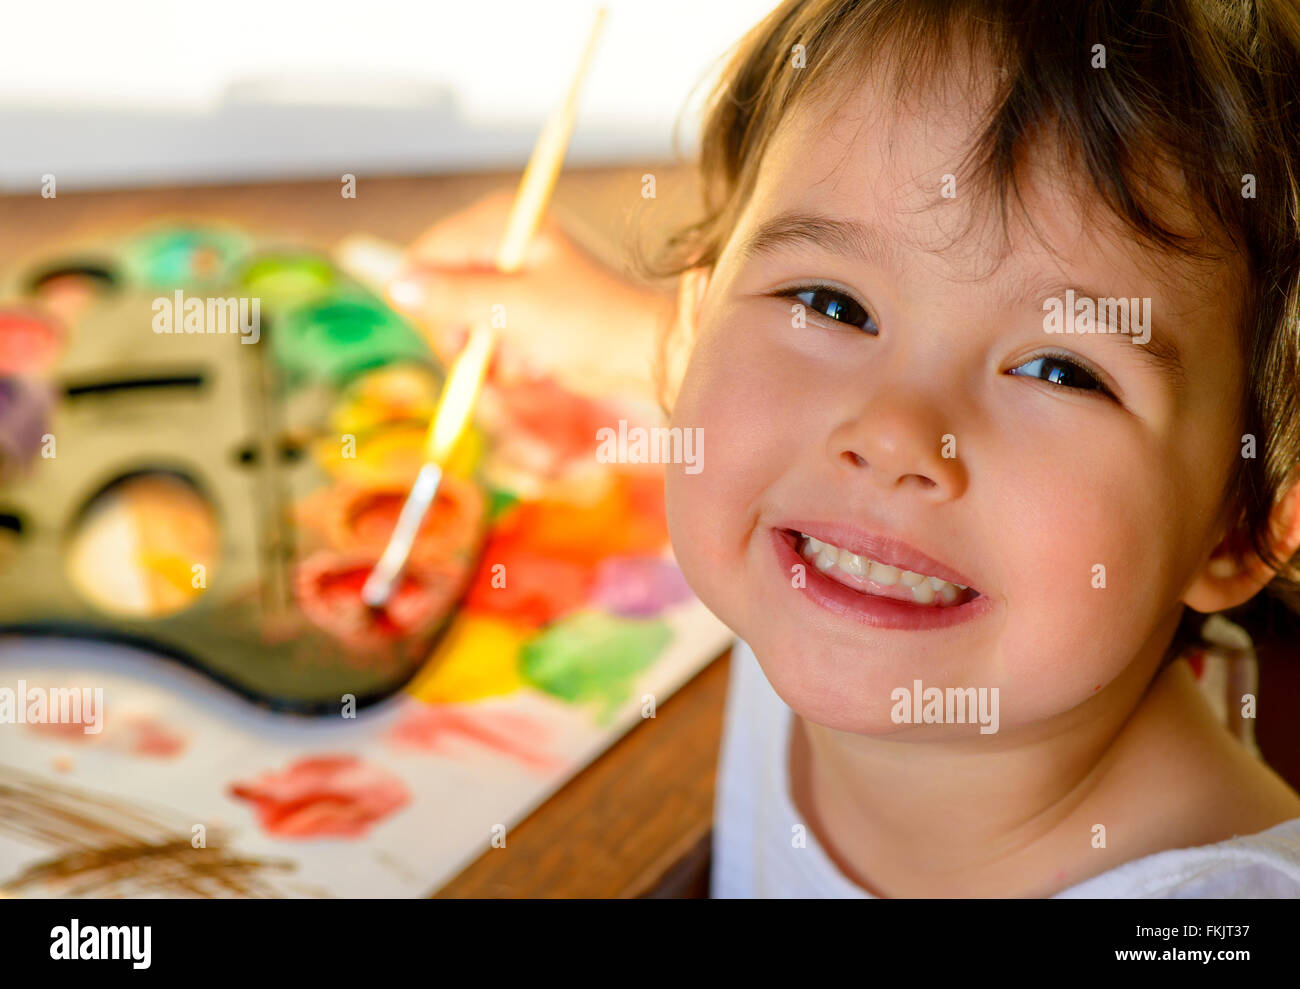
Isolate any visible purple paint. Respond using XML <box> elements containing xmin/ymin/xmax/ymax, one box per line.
<box><xmin>0</xmin><ymin>377</ymin><xmax>51</xmax><ymax>480</ymax></box>
<box><xmin>590</xmin><ymin>556</ymin><xmax>693</xmax><ymax>617</ymax></box>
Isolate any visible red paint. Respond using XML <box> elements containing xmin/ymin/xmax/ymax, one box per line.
<box><xmin>494</xmin><ymin>374</ymin><xmax>621</xmax><ymax>468</ymax></box>
<box><xmin>0</xmin><ymin>309</ymin><xmax>62</xmax><ymax>374</ymax></box>
<box><xmin>295</xmin><ymin>552</ymin><xmax>463</xmax><ymax>649</ymax></box>
<box><xmin>27</xmin><ymin>719</ymin><xmax>97</xmax><ymax>741</ymax></box>
<box><xmin>228</xmin><ymin>755</ymin><xmax>410</xmax><ymax>839</ymax></box>
<box><xmin>123</xmin><ymin>715</ymin><xmax>186</xmax><ymax>757</ymax></box>
<box><xmin>389</xmin><ymin>704</ymin><xmax>562</xmax><ymax>773</ymax></box>
<box><xmin>463</xmin><ymin>534</ymin><xmax>597</xmax><ymax>626</ymax></box>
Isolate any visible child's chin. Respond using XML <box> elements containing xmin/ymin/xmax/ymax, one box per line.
<box><xmin>759</xmin><ymin>658</ymin><xmax>913</xmax><ymax>736</ymax></box>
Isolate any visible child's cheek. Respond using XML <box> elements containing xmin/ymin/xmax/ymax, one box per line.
<box><xmin>664</xmin><ymin>333</ymin><xmax>776</xmax><ymax>632</ymax></box>
<box><xmin>985</xmin><ymin>440</ymin><xmax>1187</xmax><ymax>725</ymax></box>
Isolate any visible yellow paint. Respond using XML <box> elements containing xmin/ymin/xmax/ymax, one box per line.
<box><xmin>328</xmin><ymin>364</ymin><xmax>440</xmax><ymax>435</ymax></box>
<box><xmin>316</xmin><ymin>416</ymin><xmax>483</xmax><ymax>487</ymax></box>
<box><xmin>65</xmin><ymin>473</ymin><xmax>218</xmax><ymax>618</ymax></box>
<box><xmin>315</xmin><ymin>423</ymin><xmax>425</xmax><ymax>487</ymax></box>
<box><xmin>406</xmin><ymin>614</ymin><xmax>530</xmax><ymax>703</ymax></box>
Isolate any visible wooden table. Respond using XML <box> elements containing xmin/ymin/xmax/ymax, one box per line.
<box><xmin>0</xmin><ymin>165</ymin><xmax>733</xmax><ymax>898</ymax></box>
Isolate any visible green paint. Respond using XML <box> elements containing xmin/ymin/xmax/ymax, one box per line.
<box><xmin>123</xmin><ymin>227</ymin><xmax>248</xmax><ymax>289</ymax></box>
<box><xmin>271</xmin><ymin>293</ymin><xmax>428</xmax><ymax>384</ymax></box>
<box><xmin>239</xmin><ymin>254</ymin><xmax>337</xmax><ymax>311</ymax></box>
<box><xmin>519</xmin><ymin>610</ymin><xmax>672</xmax><ymax>722</ymax></box>
<box><xmin>487</xmin><ymin>486</ymin><xmax>520</xmax><ymax>521</ymax></box>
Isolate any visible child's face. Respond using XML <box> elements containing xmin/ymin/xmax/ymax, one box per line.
<box><xmin>665</xmin><ymin>62</ymin><xmax>1248</xmax><ymax>735</ymax></box>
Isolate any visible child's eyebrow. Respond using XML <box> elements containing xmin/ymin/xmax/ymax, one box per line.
<box><xmin>740</xmin><ymin>212</ymin><xmax>899</xmax><ymax>268</ymax></box>
<box><xmin>1008</xmin><ymin>274</ymin><xmax>1187</xmax><ymax>389</ymax></box>
<box><xmin>740</xmin><ymin>211</ymin><xmax>1188</xmax><ymax>389</ymax></box>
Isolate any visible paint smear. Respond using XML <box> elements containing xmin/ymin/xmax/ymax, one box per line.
<box><xmin>463</xmin><ymin>532</ymin><xmax>597</xmax><ymax>626</ymax></box>
<box><xmin>239</xmin><ymin>253</ymin><xmax>337</xmax><ymax>310</ymax></box>
<box><xmin>64</xmin><ymin>472</ymin><xmax>220</xmax><ymax>618</ymax></box>
<box><xmin>0</xmin><ymin>377</ymin><xmax>51</xmax><ymax>480</ymax></box>
<box><xmin>120</xmin><ymin>715</ymin><xmax>186</xmax><ymax>758</ymax></box>
<box><xmin>487</xmin><ymin>469</ymin><xmax>668</xmax><ymax>568</ymax></box>
<box><xmin>0</xmin><ymin>764</ymin><xmax>303</xmax><ymax>896</ymax></box>
<box><xmin>314</xmin><ymin>420</ymin><xmax>482</xmax><ymax>489</ymax></box>
<box><xmin>294</xmin><ymin>552</ymin><xmax>464</xmax><ymax>650</ymax></box>
<box><xmin>388</xmin><ymin>703</ymin><xmax>561</xmax><ymax>773</ymax></box>
<box><xmin>328</xmin><ymin>362</ymin><xmax>440</xmax><ymax>436</ymax></box>
<box><xmin>124</xmin><ymin>227</ymin><xmax>247</xmax><ymax>288</ymax></box>
<box><xmin>272</xmin><ymin>295</ymin><xmax>426</xmax><ymax>384</ymax></box>
<box><xmin>589</xmin><ymin>556</ymin><xmax>693</xmax><ymax>617</ymax></box>
<box><xmin>228</xmin><ymin>755</ymin><xmax>410</xmax><ymax>840</ymax></box>
<box><xmin>23</xmin><ymin>704</ymin><xmax>186</xmax><ymax>758</ymax></box>
<box><xmin>519</xmin><ymin>610</ymin><xmax>673</xmax><ymax>721</ymax></box>
<box><xmin>0</xmin><ymin>309</ymin><xmax>62</xmax><ymax>374</ymax></box>
<box><xmin>406</xmin><ymin>613</ymin><xmax>529</xmax><ymax>703</ymax></box>
<box><xmin>327</xmin><ymin>475</ymin><xmax>484</xmax><ymax>567</ymax></box>
<box><xmin>480</xmin><ymin>374</ymin><xmax>623</xmax><ymax>479</ymax></box>
<box><xmin>28</xmin><ymin>264</ymin><xmax>117</xmax><ymax>323</ymax></box>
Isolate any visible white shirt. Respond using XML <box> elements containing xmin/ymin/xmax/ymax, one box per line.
<box><xmin>711</xmin><ymin>636</ymin><xmax>1300</xmax><ymax>898</ymax></box>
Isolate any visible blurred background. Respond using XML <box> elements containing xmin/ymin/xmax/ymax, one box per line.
<box><xmin>0</xmin><ymin>0</ymin><xmax>765</xmax><ymax>899</ymax></box>
<box><xmin>1</xmin><ymin>0</ymin><xmax>775</xmax><ymax>191</ymax></box>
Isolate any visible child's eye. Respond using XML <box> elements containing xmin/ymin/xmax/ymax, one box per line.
<box><xmin>1009</xmin><ymin>353</ymin><xmax>1114</xmax><ymax>398</ymax></box>
<box><xmin>778</xmin><ymin>284</ymin><xmax>879</xmax><ymax>335</ymax></box>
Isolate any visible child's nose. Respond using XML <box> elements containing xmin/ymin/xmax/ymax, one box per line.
<box><xmin>827</xmin><ymin>393</ymin><xmax>968</xmax><ymax>501</ymax></box>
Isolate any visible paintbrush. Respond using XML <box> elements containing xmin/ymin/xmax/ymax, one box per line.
<box><xmin>361</xmin><ymin>6</ymin><xmax>608</xmax><ymax>609</ymax></box>
<box><xmin>360</xmin><ymin>324</ymin><xmax>494</xmax><ymax>607</ymax></box>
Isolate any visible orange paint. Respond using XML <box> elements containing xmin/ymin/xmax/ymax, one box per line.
<box><xmin>325</xmin><ymin>475</ymin><xmax>484</xmax><ymax>567</ymax></box>
<box><xmin>489</xmin><ymin>469</ymin><xmax>667</xmax><ymax>567</ymax></box>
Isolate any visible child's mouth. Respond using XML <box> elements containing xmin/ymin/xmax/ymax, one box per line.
<box><xmin>793</xmin><ymin>531</ymin><xmax>977</xmax><ymax>607</ymax></box>
<box><xmin>771</xmin><ymin>526</ymin><xmax>988</xmax><ymax>630</ymax></box>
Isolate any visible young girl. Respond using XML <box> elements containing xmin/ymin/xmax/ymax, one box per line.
<box><xmin>389</xmin><ymin>0</ymin><xmax>1300</xmax><ymax>897</ymax></box>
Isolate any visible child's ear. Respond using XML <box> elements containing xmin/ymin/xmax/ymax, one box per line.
<box><xmin>1184</xmin><ymin>477</ymin><xmax>1300</xmax><ymax>613</ymax></box>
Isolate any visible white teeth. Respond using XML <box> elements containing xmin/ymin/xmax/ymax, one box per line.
<box><xmin>795</xmin><ymin>532</ymin><xmax>969</xmax><ymax>606</ymax></box>
<box><xmin>838</xmin><ymin>551</ymin><xmax>868</xmax><ymax>578</ymax></box>
<box><xmin>868</xmin><ymin>561</ymin><xmax>901</xmax><ymax>585</ymax></box>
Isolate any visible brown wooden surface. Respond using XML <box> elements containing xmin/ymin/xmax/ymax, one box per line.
<box><xmin>1</xmin><ymin>166</ymin><xmax>731</xmax><ymax>899</ymax></box>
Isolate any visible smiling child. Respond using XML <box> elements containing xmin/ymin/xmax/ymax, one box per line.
<box><xmin>391</xmin><ymin>0</ymin><xmax>1300</xmax><ymax>897</ymax></box>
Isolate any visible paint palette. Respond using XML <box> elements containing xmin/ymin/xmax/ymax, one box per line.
<box><xmin>0</xmin><ymin>224</ymin><xmax>488</xmax><ymax>713</ymax></box>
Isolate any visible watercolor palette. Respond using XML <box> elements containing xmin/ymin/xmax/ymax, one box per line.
<box><xmin>0</xmin><ymin>225</ymin><xmax>488</xmax><ymax>713</ymax></box>
<box><xmin>0</xmin><ymin>224</ymin><xmax>738</xmax><ymax>898</ymax></box>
